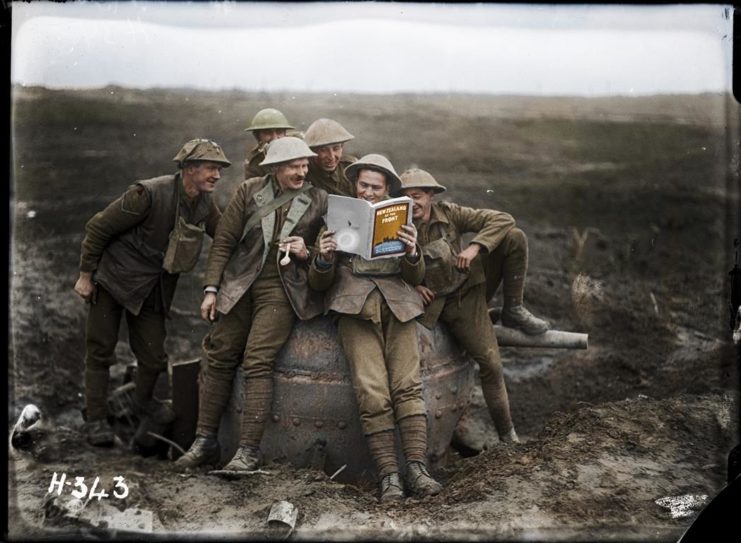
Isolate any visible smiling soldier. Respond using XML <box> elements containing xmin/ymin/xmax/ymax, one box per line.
<box><xmin>176</xmin><ymin>137</ymin><xmax>328</xmax><ymax>473</ymax></box>
<box><xmin>398</xmin><ymin>168</ymin><xmax>551</xmax><ymax>444</ymax></box>
<box><xmin>74</xmin><ymin>139</ymin><xmax>231</xmax><ymax>447</ymax></box>
<box><xmin>309</xmin><ymin>154</ymin><xmax>443</xmax><ymax>502</ymax></box>
<box><xmin>304</xmin><ymin>118</ymin><xmax>357</xmax><ymax>197</ymax></box>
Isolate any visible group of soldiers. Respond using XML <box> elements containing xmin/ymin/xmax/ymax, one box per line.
<box><xmin>74</xmin><ymin>108</ymin><xmax>550</xmax><ymax>503</ymax></box>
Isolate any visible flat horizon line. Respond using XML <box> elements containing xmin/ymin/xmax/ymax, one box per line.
<box><xmin>11</xmin><ymin>83</ymin><xmax>730</xmax><ymax>100</ymax></box>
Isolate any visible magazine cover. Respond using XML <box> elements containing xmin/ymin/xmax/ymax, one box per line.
<box><xmin>8</xmin><ymin>2</ymin><xmax>739</xmax><ymax>541</ymax></box>
<box><xmin>370</xmin><ymin>199</ymin><xmax>411</xmax><ymax>258</ymax></box>
<box><xmin>328</xmin><ymin>195</ymin><xmax>412</xmax><ymax>259</ymax></box>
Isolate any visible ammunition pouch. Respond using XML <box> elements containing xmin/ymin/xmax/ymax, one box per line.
<box><xmin>162</xmin><ymin>216</ymin><xmax>205</xmax><ymax>274</ymax></box>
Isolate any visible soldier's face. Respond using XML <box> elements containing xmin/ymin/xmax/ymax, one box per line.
<box><xmin>356</xmin><ymin>170</ymin><xmax>388</xmax><ymax>204</ymax></box>
<box><xmin>402</xmin><ymin>188</ymin><xmax>434</xmax><ymax>221</ymax></box>
<box><xmin>256</xmin><ymin>129</ymin><xmax>287</xmax><ymax>144</ymax></box>
<box><xmin>312</xmin><ymin>143</ymin><xmax>343</xmax><ymax>172</ymax></box>
<box><xmin>275</xmin><ymin>158</ymin><xmax>310</xmax><ymax>191</ymax></box>
<box><xmin>187</xmin><ymin>161</ymin><xmax>223</xmax><ymax>193</ymax></box>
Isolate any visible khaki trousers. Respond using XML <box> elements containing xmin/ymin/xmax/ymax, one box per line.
<box><xmin>84</xmin><ymin>284</ymin><xmax>168</xmax><ymax>420</ymax></box>
<box><xmin>85</xmin><ymin>284</ymin><xmax>168</xmax><ymax>373</ymax></box>
<box><xmin>337</xmin><ymin>289</ymin><xmax>426</xmax><ymax>436</ymax></box>
<box><xmin>439</xmin><ymin>282</ymin><xmax>514</xmax><ymax>433</ymax></box>
<box><xmin>203</xmin><ymin>273</ymin><xmax>295</xmax><ymax>380</ymax></box>
<box><xmin>482</xmin><ymin>226</ymin><xmax>528</xmax><ymax>307</ymax></box>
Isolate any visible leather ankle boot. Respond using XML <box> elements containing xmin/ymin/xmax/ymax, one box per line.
<box><xmin>175</xmin><ymin>434</ymin><xmax>220</xmax><ymax>470</ymax></box>
<box><xmin>404</xmin><ymin>461</ymin><xmax>442</xmax><ymax>497</ymax></box>
<box><xmin>379</xmin><ymin>472</ymin><xmax>405</xmax><ymax>503</ymax></box>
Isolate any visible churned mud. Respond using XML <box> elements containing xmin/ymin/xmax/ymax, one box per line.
<box><xmin>8</xmin><ymin>87</ymin><xmax>740</xmax><ymax>540</ymax></box>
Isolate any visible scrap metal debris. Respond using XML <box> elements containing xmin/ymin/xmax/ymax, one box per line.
<box><xmin>10</xmin><ymin>404</ymin><xmax>43</xmax><ymax>450</ymax></box>
<box><xmin>268</xmin><ymin>500</ymin><xmax>298</xmax><ymax>538</ymax></box>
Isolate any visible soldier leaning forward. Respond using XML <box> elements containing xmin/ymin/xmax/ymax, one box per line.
<box><xmin>176</xmin><ymin>137</ymin><xmax>328</xmax><ymax>473</ymax></box>
<box><xmin>243</xmin><ymin>108</ymin><xmax>296</xmax><ymax>180</ymax></box>
<box><xmin>309</xmin><ymin>154</ymin><xmax>443</xmax><ymax>503</ymax></box>
<box><xmin>74</xmin><ymin>139</ymin><xmax>231</xmax><ymax>447</ymax></box>
<box><xmin>398</xmin><ymin>168</ymin><xmax>551</xmax><ymax>443</ymax></box>
<box><xmin>304</xmin><ymin>118</ymin><xmax>357</xmax><ymax>197</ymax></box>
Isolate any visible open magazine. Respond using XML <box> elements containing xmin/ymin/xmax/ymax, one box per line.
<box><xmin>326</xmin><ymin>195</ymin><xmax>413</xmax><ymax>259</ymax></box>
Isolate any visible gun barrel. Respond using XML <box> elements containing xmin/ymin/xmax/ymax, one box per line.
<box><xmin>493</xmin><ymin>326</ymin><xmax>588</xmax><ymax>349</ymax></box>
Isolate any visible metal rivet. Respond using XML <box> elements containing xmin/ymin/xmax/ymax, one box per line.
<box><xmin>314</xmin><ymin>420</ymin><xmax>324</xmax><ymax>428</ymax></box>
<box><xmin>337</xmin><ymin>421</ymin><xmax>347</xmax><ymax>429</ymax></box>
<box><xmin>292</xmin><ymin>417</ymin><xmax>300</xmax><ymax>426</ymax></box>
<box><xmin>272</xmin><ymin>414</ymin><xmax>280</xmax><ymax>423</ymax></box>
<box><xmin>435</xmin><ymin>409</ymin><xmax>442</xmax><ymax>419</ymax></box>
<box><xmin>451</xmin><ymin>387</ymin><xmax>458</xmax><ymax>394</ymax></box>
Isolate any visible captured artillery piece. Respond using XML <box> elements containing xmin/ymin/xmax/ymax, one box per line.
<box><xmin>170</xmin><ymin>316</ymin><xmax>587</xmax><ymax>483</ymax></box>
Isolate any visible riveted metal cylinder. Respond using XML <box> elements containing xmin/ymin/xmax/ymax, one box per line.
<box><xmin>217</xmin><ymin>316</ymin><xmax>475</xmax><ymax>483</ymax></box>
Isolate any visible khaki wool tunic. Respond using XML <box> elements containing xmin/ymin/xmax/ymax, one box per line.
<box><xmin>414</xmin><ymin>201</ymin><xmax>515</xmax><ymax>328</ymax></box>
<box><xmin>199</xmin><ymin>176</ymin><xmax>328</xmax><ymax>411</ymax></box>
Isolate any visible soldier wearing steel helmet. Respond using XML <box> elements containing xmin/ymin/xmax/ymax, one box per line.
<box><xmin>397</xmin><ymin>168</ymin><xmax>551</xmax><ymax>444</ymax></box>
<box><xmin>73</xmin><ymin>139</ymin><xmax>231</xmax><ymax>447</ymax></box>
<box><xmin>243</xmin><ymin>108</ymin><xmax>296</xmax><ymax>180</ymax></box>
<box><xmin>308</xmin><ymin>154</ymin><xmax>443</xmax><ymax>503</ymax></box>
<box><xmin>304</xmin><ymin>118</ymin><xmax>358</xmax><ymax>197</ymax></box>
<box><xmin>176</xmin><ymin>137</ymin><xmax>328</xmax><ymax>474</ymax></box>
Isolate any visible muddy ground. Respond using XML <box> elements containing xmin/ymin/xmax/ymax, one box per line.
<box><xmin>7</xmin><ymin>87</ymin><xmax>741</xmax><ymax>540</ymax></box>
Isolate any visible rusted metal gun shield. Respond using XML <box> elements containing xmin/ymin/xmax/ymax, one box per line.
<box><xmin>215</xmin><ymin>316</ymin><xmax>475</xmax><ymax>483</ymax></box>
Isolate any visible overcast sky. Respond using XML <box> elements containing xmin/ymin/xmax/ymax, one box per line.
<box><xmin>11</xmin><ymin>2</ymin><xmax>734</xmax><ymax>96</ymax></box>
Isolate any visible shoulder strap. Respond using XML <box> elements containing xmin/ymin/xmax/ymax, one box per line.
<box><xmin>239</xmin><ymin>183</ymin><xmax>312</xmax><ymax>242</ymax></box>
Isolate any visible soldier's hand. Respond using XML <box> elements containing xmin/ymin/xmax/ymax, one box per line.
<box><xmin>456</xmin><ymin>243</ymin><xmax>481</xmax><ymax>272</ymax></box>
<box><xmin>416</xmin><ymin>285</ymin><xmax>435</xmax><ymax>306</ymax></box>
<box><xmin>318</xmin><ymin>230</ymin><xmax>337</xmax><ymax>261</ymax></box>
<box><xmin>281</xmin><ymin>236</ymin><xmax>309</xmax><ymax>261</ymax></box>
<box><xmin>74</xmin><ymin>272</ymin><xmax>95</xmax><ymax>302</ymax></box>
<box><xmin>201</xmin><ymin>292</ymin><xmax>218</xmax><ymax>322</ymax></box>
<box><xmin>397</xmin><ymin>224</ymin><xmax>418</xmax><ymax>256</ymax></box>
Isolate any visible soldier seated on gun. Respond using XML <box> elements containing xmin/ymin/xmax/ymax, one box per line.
<box><xmin>175</xmin><ymin>137</ymin><xmax>328</xmax><ymax>474</ymax></box>
<box><xmin>74</xmin><ymin>139</ymin><xmax>230</xmax><ymax>447</ymax></box>
<box><xmin>308</xmin><ymin>154</ymin><xmax>443</xmax><ymax>503</ymax></box>
<box><xmin>397</xmin><ymin>169</ymin><xmax>551</xmax><ymax>444</ymax></box>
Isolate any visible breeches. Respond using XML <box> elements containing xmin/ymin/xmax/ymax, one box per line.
<box><xmin>203</xmin><ymin>275</ymin><xmax>295</xmax><ymax>381</ymax></box>
<box><xmin>337</xmin><ymin>290</ymin><xmax>426</xmax><ymax>435</ymax></box>
<box><xmin>439</xmin><ymin>283</ymin><xmax>505</xmax><ymax>386</ymax></box>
